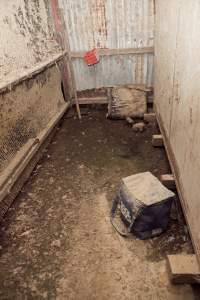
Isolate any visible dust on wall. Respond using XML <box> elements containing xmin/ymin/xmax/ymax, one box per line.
<box><xmin>0</xmin><ymin>0</ymin><xmax>61</xmax><ymax>84</ymax></box>
<box><xmin>0</xmin><ymin>65</ymin><xmax>65</xmax><ymax>173</ymax></box>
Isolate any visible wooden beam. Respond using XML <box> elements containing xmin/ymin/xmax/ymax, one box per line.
<box><xmin>160</xmin><ymin>174</ymin><xmax>176</xmax><ymax>190</ymax></box>
<box><xmin>76</xmin><ymin>97</ymin><xmax>108</xmax><ymax>105</ymax></box>
<box><xmin>144</xmin><ymin>113</ymin><xmax>156</xmax><ymax>123</ymax></box>
<box><xmin>167</xmin><ymin>255</ymin><xmax>200</xmax><ymax>284</ymax></box>
<box><xmin>152</xmin><ymin>134</ymin><xmax>164</xmax><ymax>147</ymax></box>
<box><xmin>126</xmin><ymin>84</ymin><xmax>153</xmax><ymax>92</ymax></box>
<box><xmin>71</xmin><ymin>47</ymin><xmax>154</xmax><ymax>58</ymax></box>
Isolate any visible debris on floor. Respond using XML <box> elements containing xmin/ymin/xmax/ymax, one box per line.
<box><xmin>0</xmin><ymin>108</ymin><xmax>197</xmax><ymax>299</ymax></box>
<box><xmin>111</xmin><ymin>171</ymin><xmax>175</xmax><ymax>239</ymax></box>
<box><xmin>132</xmin><ymin>122</ymin><xmax>145</xmax><ymax>132</ymax></box>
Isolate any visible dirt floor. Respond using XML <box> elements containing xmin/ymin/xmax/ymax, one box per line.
<box><xmin>0</xmin><ymin>106</ymin><xmax>199</xmax><ymax>300</ymax></box>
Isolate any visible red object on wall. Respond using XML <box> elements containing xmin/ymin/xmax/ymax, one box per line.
<box><xmin>84</xmin><ymin>49</ymin><xmax>100</xmax><ymax>66</ymax></box>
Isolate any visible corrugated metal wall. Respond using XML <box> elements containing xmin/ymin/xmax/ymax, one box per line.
<box><xmin>59</xmin><ymin>0</ymin><xmax>155</xmax><ymax>90</ymax></box>
<box><xmin>0</xmin><ymin>0</ymin><xmax>60</xmax><ymax>86</ymax></box>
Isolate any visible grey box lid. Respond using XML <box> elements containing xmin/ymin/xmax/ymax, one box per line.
<box><xmin>121</xmin><ymin>172</ymin><xmax>175</xmax><ymax>206</ymax></box>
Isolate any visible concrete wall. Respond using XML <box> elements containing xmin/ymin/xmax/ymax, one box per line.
<box><xmin>0</xmin><ymin>0</ymin><xmax>60</xmax><ymax>85</ymax></box>
<box><xmin>155</xmin><ymin>1</ymin><xmax>200</xmax><ymax>261</ymax></box>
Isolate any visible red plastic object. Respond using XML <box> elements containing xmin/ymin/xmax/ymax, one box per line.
<box><xmin>84</xmin><ymin>48</ymin><xmax>100</xmax><ymax>66</ymax></box>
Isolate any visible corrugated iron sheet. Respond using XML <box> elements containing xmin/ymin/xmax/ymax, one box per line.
<box><xmin>59</xmin><ymin>0</ymin><xmax>154</xmax><ymax>90</ymax></box>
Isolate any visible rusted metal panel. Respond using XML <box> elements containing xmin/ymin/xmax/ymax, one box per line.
<box><xmin>72</xmin><ymin>53</ymin><xmax>154</xmax><ymax>89</ymax></box>
<box><xmin>59</xmin><ymin>0</ymin><xmax>154</xmax><ymax>90</ymax></box>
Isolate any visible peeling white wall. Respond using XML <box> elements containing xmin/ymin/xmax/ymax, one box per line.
<box><xmin>0</xmin><ymin>0</ymin><xmax>61</xmax><ymax>84</ymax></box>
<box><xmin>0</xmin><ymin>0</ymin><xmax>67</xmax><ymax>207</ymax></box>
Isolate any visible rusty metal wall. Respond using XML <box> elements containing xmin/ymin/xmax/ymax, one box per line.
<box><xmin>59</xmin><ymin>0</ymin><xmax>155</xmax><ymax>90</ymax></box>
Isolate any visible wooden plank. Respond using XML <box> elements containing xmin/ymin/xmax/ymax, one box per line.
<box><xmin>160</xmin><ymin>174</ymin><xmax>176</xmax><ymax>190</ymax></box>
<box><xmin>144</xmin><ymin>113</ymin><xmax>156</xmax><ymax>123</ymax></box>
<box><xmin>167</xmin><ymin>255</ymin><xmax>200</xmax><ymax>284</ymax></box>
<box><xmin>71</xmin><ymin>47</ymin><xmax>154</xmax><ymax>58</ymax></box>
<box><xmin>152</xmin><ymin>134</ymin><xmax>164</xmax><ymax>147</ymax></box>
<box><xmin>76</xmin><ymin>97</ymin><xmax>108</xmax><ymax>105</ymax></box>
<box><xmin>115</xmin><ymin>84</ymin><xmax>153</xmax><ymax>92</ymax></box>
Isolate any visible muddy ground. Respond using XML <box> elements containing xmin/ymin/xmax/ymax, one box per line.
<box><xmin>0</xmin><ymin>107</ymin><xmax>199</xmax><ymax>299</ymax></box>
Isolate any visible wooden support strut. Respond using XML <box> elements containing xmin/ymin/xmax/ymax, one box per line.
<box><xmin>152</xmin><ymin>134</ymin><xmax>164</xmax><ymax>147</ymax></box>
<box><xmin>76</xmin><ymin>97</ymin><xmax>108</xmax><ymax>105</ymax></box>
<box><xmin>144</xmin><ymin>113</ymin><xmax>156</xmax><ymax>123</ymax></box>
<box><xmin>160</xmin><ymin>174</ymin><xmax>176</xmax><ymax>190</ymax></box>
